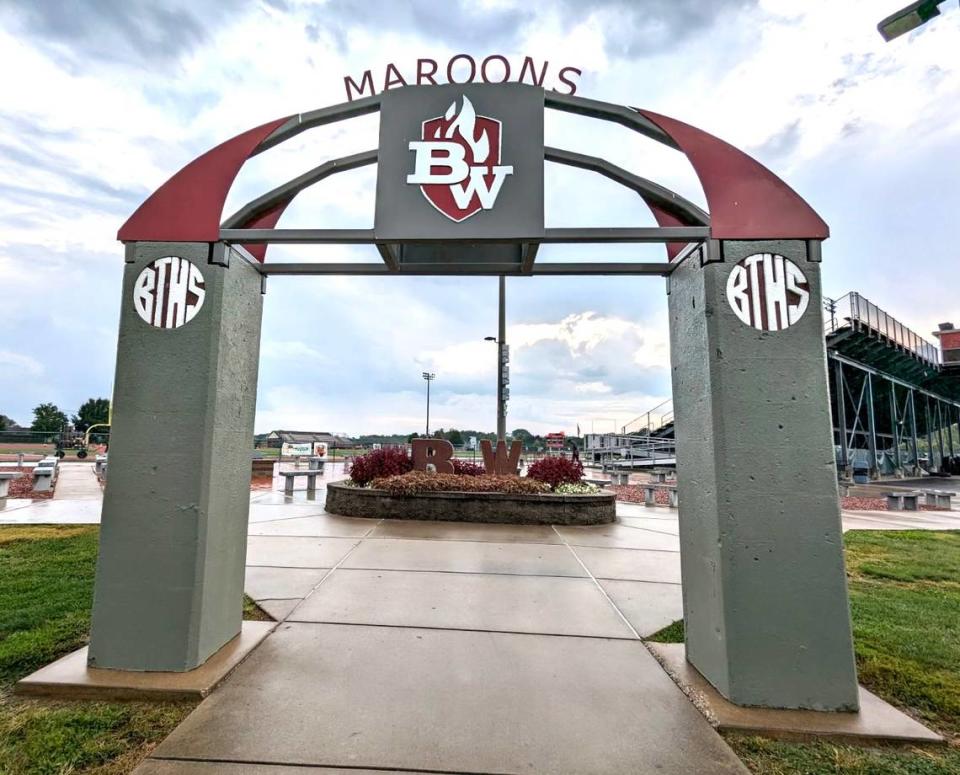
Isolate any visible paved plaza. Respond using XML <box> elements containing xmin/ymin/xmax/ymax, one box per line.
<box><xmin>3</xmin><ymin>466</ymin><xmax>957</xmax><ymax>773</ymax></box>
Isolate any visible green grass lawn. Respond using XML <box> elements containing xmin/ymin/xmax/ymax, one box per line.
<box><xmin>0</xmin><ymin>526</ymin><xmax>267</xmax><ymax>774</ymax></box>
<box><xmin>649</xmin><ymin>530</ymin><xmax>960</xmax><ymax>774</ymax></box>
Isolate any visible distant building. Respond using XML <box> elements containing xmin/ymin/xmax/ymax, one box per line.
<box><xmin>264</xmin><ymin>430</ymin><xmax>354</xmax><ymax>449</ymax></box>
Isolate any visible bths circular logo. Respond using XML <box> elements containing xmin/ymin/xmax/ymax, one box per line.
<box><xmin>133</xmin><ymin>257</ymin><xmax>206</xmax><ymax>329</ymax></box>
<box><xmin>726</xmin><ymin>253</ymin><xmax>810</xmax><ymax>332</ymax></box>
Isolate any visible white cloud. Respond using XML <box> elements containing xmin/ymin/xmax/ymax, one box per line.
<box><xmin>1</xmin><ymin>0</ymin><xmax>957</xmax><ymax>433</ymax></box>
<box><xmin>0</xmin><ymin>351</ymin><xmax>44</xmax><ymax>377</ymax></box>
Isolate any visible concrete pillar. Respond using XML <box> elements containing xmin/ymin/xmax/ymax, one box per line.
<box><xmin>89</xmin><ymin>242</ymin><xmax>263</xmax><ymax>672</ymax></box>
<box><xmin>667</xmin><ymin>239</ymin><xmax>859</xmax><ymax>711</ymax></box>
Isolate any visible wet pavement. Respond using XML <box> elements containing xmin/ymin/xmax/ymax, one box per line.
<box><xmin>3</xmin><ymin>465</ymin><xmax>955</xmax><ymax>773</ymax></box>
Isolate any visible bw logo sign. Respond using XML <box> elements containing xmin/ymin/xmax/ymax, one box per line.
<box><xmin>407</xmin><ymin>95</ymin><xmax>514</xmax><ymax>222</ymax></box>
<box><xmin>133</xmin><ymin>257</ymin><xmax>205</xmax><ymax>330</ymax></box>
<box><xmin>374</xmin><ymin>84</ymin><xmax>543</xmax><ymax>241</ymax></box>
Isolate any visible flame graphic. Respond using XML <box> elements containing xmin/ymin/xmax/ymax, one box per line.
<box><xmin>433</xmin><ymin>95</ymin><xmax>490</xmax><ymax>164</ymax></box>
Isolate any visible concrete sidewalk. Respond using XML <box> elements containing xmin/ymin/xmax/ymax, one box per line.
<box><xmin>2</xmin><ymin>489</ymin><xmax>951</xmax><ymax>772</ymax></box>
<box><xmin>143</xmin><ymin>511</ymin><xmax>747</xmax><ymax>775</ymax></box>
<box><xmin>52</xmin><ymin>462</ymin><xmax>102</xmax><ymax>500</ymax></box>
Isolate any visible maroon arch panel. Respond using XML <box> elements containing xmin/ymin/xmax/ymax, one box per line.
<box><xmin>118</xmin><ymin>117</ymin><xmax>291</xmax><ymax>244</ymax></box>
<box><xmin>637</xmin><ymin>109</ymin><xmax>829</xmax><ymax>241</ymax></box>
<box><xmin>643</xmin><ymin>201</ymin><xmax>688</xmax><ymax>261</ymax></box>
<box><xmin>238</xmin><ymin>198</ymin><xmax>293</xmax><ymax>262</ymax></box>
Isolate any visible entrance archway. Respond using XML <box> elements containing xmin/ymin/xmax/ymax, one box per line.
<box><xmin>91</xmin><ymin>83</ymin><xmax>857</xmax><ymax>712</ymax></box>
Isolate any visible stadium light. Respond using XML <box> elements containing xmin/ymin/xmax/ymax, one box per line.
<box><xmin>878</xmin><ymin>0</ymin><xmax>948</xmax><ymax>41</ymax></box>
<box><xmin>421</xmin><ymin>372</ymin><xmax>435</xmax><ymax>437</ymax></box>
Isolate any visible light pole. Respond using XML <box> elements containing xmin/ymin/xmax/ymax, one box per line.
<box><xmin>484</xmin><ymin>276</ymin><xmax>509</xmax><ymax>439</ymax></box>
<box><xmin>422</xmin><ymin>372</ymin><xmax>435</xmax><ymax>437</ymax></box>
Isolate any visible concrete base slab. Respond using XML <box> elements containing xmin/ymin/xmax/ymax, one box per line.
<box><xmin>648</xmin><ymin>643</ymin><xmax>943</xmax><ymax>745</ymax></box>
<box><xmin>150</xmin><ymin>622</ymin><xmax>749</xmax><ymax>774</ymax></box>
<box><xmin>15</xmin><ymin>621</ymin><xmax>274</xmax><ymax>701</ymax></box>
<box><xmin>136</xmin><ymin>761</ymin><xmax>436</xmax><ymax>774</ymax></box>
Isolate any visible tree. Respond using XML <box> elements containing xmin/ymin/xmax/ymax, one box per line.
<box><xmin>31</xmin><ymin>403</ymin><xmax>68</xmax><ymax>433</ymax></box>
<box><xmin>445</xmin><ymin>428</ymin><xmax>463</xmax><ymax>445</ymax></box>
<box><xmin>0</xmin><ymin>414</ymin><xmax>8</xmax><ymax>431</ymax></box>
<box><xmin>511</xmin><ymin>428</ymin><xmax>534</xmax><ymax>449</ymax></box>
<box><xmin>72</xmin><ymin>397</ymin><xmax>110</xmax><ymax>432</ymax></box>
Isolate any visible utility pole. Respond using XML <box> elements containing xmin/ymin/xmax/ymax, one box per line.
<box><xmin>486</xmin><ymin>277</ymin><xmax>509</xmax><ymax>440</ymax></box>
<box><xmin>422</xmin><ymin>372</ymin><xmax>435</xmax><ymax>437</ymax></box>
<box><xmin>497</xmin><ymin>275</ymin><xmax>507</xmax><ymax>440</ymax></box>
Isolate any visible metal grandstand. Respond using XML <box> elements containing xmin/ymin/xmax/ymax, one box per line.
<box><xmin>583</xmin><ymin>291</ymin><xmax>960</xmax><ymax>479</ymax></box>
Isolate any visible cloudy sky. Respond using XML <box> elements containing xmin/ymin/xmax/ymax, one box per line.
<box><xmin>0</xmin><ymin>0</ymin><xmax>957</xmax><ymax>436</ymax></box>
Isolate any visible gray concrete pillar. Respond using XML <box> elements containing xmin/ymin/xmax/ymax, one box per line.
<box><xmin>89</xmin><ymin>242</ymin><xmax>263</xmax><ymax>672</ymax></box>
<box><xmin>667</xmin><ymin>240</ymin><xmax>859</xmax><ymax>711</ymax></box>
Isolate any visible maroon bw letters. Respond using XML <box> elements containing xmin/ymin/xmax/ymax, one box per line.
<box><xmin>411</xmin><ymin>438</ymin><xmax>523</xmax><ymax>476</ymax></box>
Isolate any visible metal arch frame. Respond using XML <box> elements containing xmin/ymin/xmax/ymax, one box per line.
<box><xmin>119</xmin><ymin>87</ymin><xmax>830</xmax><ymax>275</ymax></box>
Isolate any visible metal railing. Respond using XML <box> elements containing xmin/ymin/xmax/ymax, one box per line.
<box><xmin>621</xmin><ymin>398</ymin><xmax>674</xmax><ymax>435</ymax></box>
<box><xmin>824</xmin><ymin>292</ymin><xmax>940</xmax><ymax>366</ymax></box>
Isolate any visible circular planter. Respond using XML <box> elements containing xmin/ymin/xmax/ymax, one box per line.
<box><xmin>325</xmin><ymin>481</ymin><xmax>615</xmax><ymax>525</ymax></box>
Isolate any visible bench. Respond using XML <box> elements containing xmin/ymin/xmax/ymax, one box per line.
<box><xmin>609</xmin><ymin>471</ymin><xmax>630</xmax><ymax>486</ymax></box>
<box><xmin>650</xmin><ymin>468</ymin><xmax>674</xmax><ymax>483</ymax></box>
<box><xmin>642</xmin><ymin>483</ymin><xmax>678</xmax><ymax>508</ymax></box>
<box><xmin>33</xmin><ymin>468</ymin><xmax>55</xmax><ymax>492</ymax></box>
<box><xmin>584</xmin><ymin>478</ymin><xmax>610</xmax><ymax>489</ymax></box>
<box><xmin>279</xmin><ymin>469</ymin><xmax>320</xmax><ymax>496</ymax></box>
<box><xmin>885</xmin><ymin>492</ymin><xmax>920</xmax><ymax>511</ymax></box>
<box><xmin>305</xmin><ymin>456</ymin><xmax>326</xmax><ymax>472</ymax></box>
<box><xmin>924</xmin><ymin>490</ymin><xmax>954</xmax><ymax>509</ymax></box>
<box><xmin>0</xmin><ymin>472</ymin><xmax>22</xmax><ymax>499</ymax></box>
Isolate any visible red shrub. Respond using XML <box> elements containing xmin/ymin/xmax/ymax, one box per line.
<box><xmin>349</xmin><ymin>447</ymin><xmax>412</xmax><ymax>486</ymax></box>
<box><xmin>452</xmin><ymin>459</ymin><xmax>486</xmax><ymax>476</ymax></box>
<box><xmin>526</xmin><ymin>456</ymin><xmax>584</xmax><ymax>490</ymax></box>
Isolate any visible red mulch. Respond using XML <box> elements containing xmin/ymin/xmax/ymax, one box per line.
<box><xmin>613</xmin><ymin>487</ymin><xmax>945</xmax><ymax>512</ymax></box>
<box><xmin>611</xmin><ymin>485</ymin><xmax>671</xmax><ymax>505</ymax></box>
<box><xmin>250</xmin><ymin>475</ymin><xmax>274</xmax><ymax>491</ymax></box>
<box><xmin>841</xmin><ymin>496</ymin><xmax>941</xmax><ymax>512</ymax></box>
<box><xmin>6</xmin><ymin>467</ymin><xmax>54</xmax><ymax>500</ymax></box>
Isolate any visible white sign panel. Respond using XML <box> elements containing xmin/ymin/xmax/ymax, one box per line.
<box><xmin>726</xmin><ymin>253</ymin><xmax>810</xmax><ymax>332</ymax></box>
<box><xmin>133</xmin><ymin>257</ymin><xmax>205</xmax><ymax>329</ymax></box>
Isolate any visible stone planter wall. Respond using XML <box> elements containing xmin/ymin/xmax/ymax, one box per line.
<box><xmin>325</xmin><ymin>481</ymin><xmax>615</xmax><ymax>525</ymax></box>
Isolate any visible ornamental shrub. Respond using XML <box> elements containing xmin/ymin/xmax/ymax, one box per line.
<box><xmin>526</xmin><ymin>456</ymin><xmax>584</xmax><ymax>490</ymax></box>
<box><xmin>370</xmin><ymin>472</ymin><xmax>549</xmax><ymax>496</ymax></box>
<box><xmin>554</xmin><ymin>482</ymin><xmax>601</xmax><ymax>495</ymax></box>
<box><xmin>349</xmin><ymin>447</ymin><xmax>413</xmax><ymax>486</ymax></box>
<box><xmin>451</xmin><ymin>459</ymin><xmax>486</xmax><ymax>476</ymax></box>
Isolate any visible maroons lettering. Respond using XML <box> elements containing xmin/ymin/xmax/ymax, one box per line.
<box><xmin>343</xmin><ymin>55</ymin><xmax>582</xmax><ymax>101</ymax></box>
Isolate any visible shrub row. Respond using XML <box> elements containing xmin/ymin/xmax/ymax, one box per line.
<box><xmin>348</xmin><ymin>447</ymin><xmax>412</xmax><ymax>486</ymax></box>
<box><xmin>526</xmin><ymin>456</ymin><xmax>584</xmax><ymax>489</ymax></box>
<box><xmin>369</xmin><ymin>472</ymin><xmax>550</xmax><ymax>496</ymax></box>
